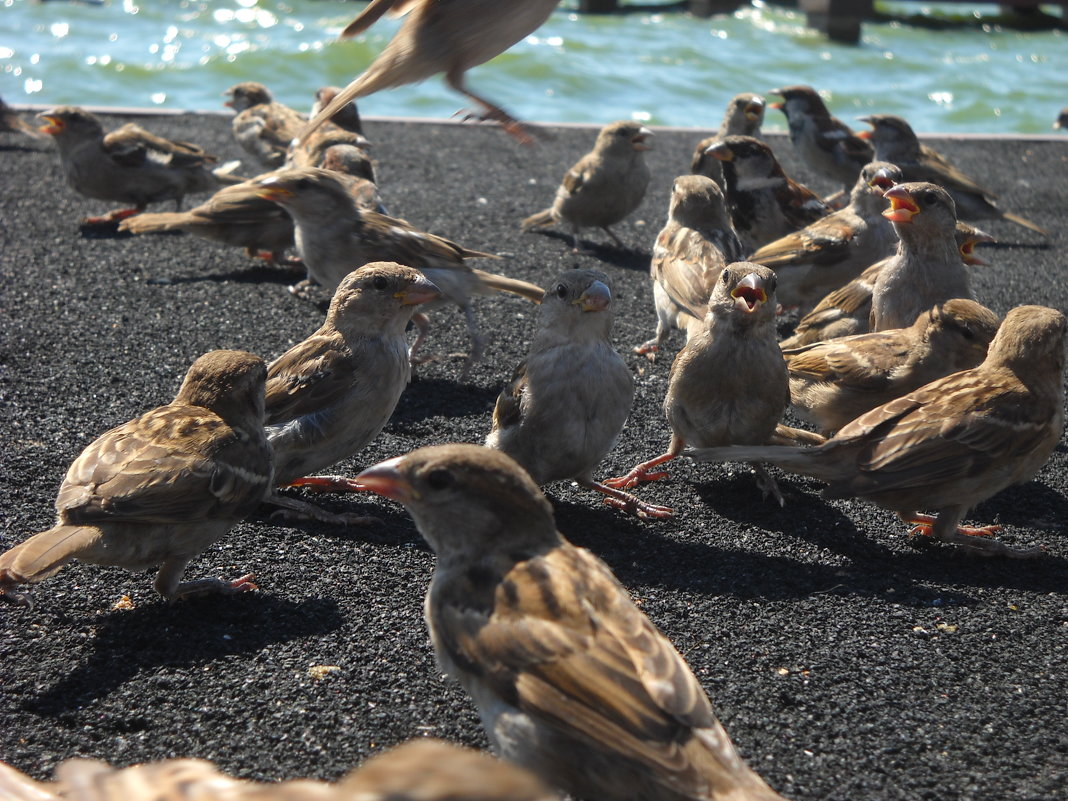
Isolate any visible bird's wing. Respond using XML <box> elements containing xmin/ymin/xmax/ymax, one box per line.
<box><xmin>56</xmin><ymin>406</ymin><xmax>268</xmax><ymax>524</ymax></box>
<box><xmin>103</xmin><ymin>124</ymin><xmax>214</xmax><ymax>168</ymax></box>
<box><xmin>265</xmin><ymin>333</ymin><xmax>360</xmax><ymax>425</ymax></box>
<box><xmin>652</xmin><ymin>229</ymin><xmax>723</xmax><ymax>321</ymax></box>
<box><xmin>340</xmin><ymin>0</ymin><xmax>421</xmax><ymax>38</ymax></box>
<box><xmin>784</xmin><ymin>334</ymin><xmax>905</xmax><ymax>389</ymax></box>
<box><xmin>750</xmin><ymin>214</ymin><xmax>855</xmax><ymax>268</ymax></box>
<box><xmin>490</xmin><ymin>360</ymin><xmax>530</xmax><ymax>434</ymax></box>
<box><xmin>917</xmin><ymin>144</ymin><xmax>997</xmax><ymax>199</ymax></box>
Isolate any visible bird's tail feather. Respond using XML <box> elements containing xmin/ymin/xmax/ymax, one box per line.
<box><xmin>520</xmin><ymin>208</ymin><xmax>554</xmax><ymax>231</ymax></box>
<box><xmin>471</xmin><ymin>270</ymin><xmax>544</xmax><ymax>303</ymax></box>
<box><xmin>119</xmin><ymin>212</ymin><xmax>188</xmax><ymax>234</ymax></box>
<box><xmin>0</xmin><ymin>526</ymin><xmax>101</xmax><ymax>592</ymax></box>
<box><xmin>212</xmin><ymin>160</ymin><xmax>246</xmax><ymax>185</ymax></box>
<box><xmin>687</xmin><ymin>444</ymin><xmax>830</xmax><ymax>480</ymax></box>
<box><xmin>1001</xmin><ymin>211</ymin><xmax>1049</xmax><ymax>237</ymax></box>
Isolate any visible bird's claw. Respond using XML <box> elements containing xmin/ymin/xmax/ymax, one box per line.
<box><xmin>602</xmin><ymin>495</ymin><xmax>674</xmax><ymax>520</ymax></box>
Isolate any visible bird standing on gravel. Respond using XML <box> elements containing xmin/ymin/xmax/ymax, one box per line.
<box><xmin>264</xmin><ymin>263</ymin><xmax>440</xmax><ymax>524</ymax></box>
<box><xmin>0</xmin><ymin>351</ymin><xmax>272</xmax><ymax>605</ymax></box>
<box><xmin>287</xmin><ymin>86</ymin><xmax>371</xmax><ymax>170</ymax></box>
<box><xmin>871</xmin><ymin>182</ymin><xmax>975</xmax><ymax>332</ymax></box>
<box><xmin>702</xmin><ymin>135</ymin><xmax>830</xmax><ymax>253</ymax></box>
<box><xmin>858</xmin><ymin>113</ymin><xmax>1047</xmax><ymax>237</ymax></box>
<box><xmin>690</xmin><ymin>305</ymin><xmax>1065</xmax><ymax>559</ymax></box>
<box><xmin>303</xmin><ymin>0</ymin><xmax>561</xmax><ymax>145</ymax></box>
<box><xmin>521</xmin><ymin>120</ymin><xmax>653</xmax><ymax>252</ymax></box>
<box><xmin>37</xmin><ymin>106</ymin><xmax>242</xmax><ymax>225</ymax></box>
<box><xmin>224</xmin><ymin>81</ymin><xmax>306</xmax><ymax>169</ymax></box>
<box><xmin>770</xmin><ymin>85</ymin><xmax>873</xmax><ymax>196</ymax></box>
<box><xmin>783</xmin><ymin>299</ymin><xmax>1000</xmax><ymax>434</ymax></box>
<box><xmin>691</xmin><ymin>92</ymin><xmax>765</xmax><ymax>187</ymax></box>
<box><xmin>747</xmin><ymin>161</ymin><xmax>901</xmax><ymax>312</ymax></box>
<box><xmin>486</xmin><ymin>270</ymin><xmax>670</xmax><ymax>520</ymax></box>
<box><xmin>255</xmin><ymin>167</ymin><xmax>543</xmax><ymax>375</ymax></box>
<box><xmin>607</xmin><ymin>263</ymin><xmax>790</xmax><ymax>506</ymax></box>
<box><xmin>355</xmin><ymin>443</ymin><xmax>789</xmax><ymax>801</ymax></box>
<box><xmin>636</xmin><ymin>174</ymin><xmax>743</xmax><ymax>359</ymax></box>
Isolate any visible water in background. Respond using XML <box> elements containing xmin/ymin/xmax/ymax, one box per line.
<box><xmin>1</xmin><ymin>0</ymin><xmax>1063</xmax><ymax>134</ymax></box>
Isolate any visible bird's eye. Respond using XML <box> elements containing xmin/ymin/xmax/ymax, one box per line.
<box><xmin>616</xmin><ymin>128</ymin><xmax>627</xmax><ymax>136</ymax></box>
<box><xmin>425</xmin><ymin>468</ymin><xmax>454</xmax><ymax>491</ymax></box>
<box><xmin>555</xmin><ymin>283</ymin><xmax>568</xmax><ymax>299</ymax></box>
<box><xmin>721</xmin><ymin>269</ymin><xmax>730</xmax><ymax>283</ymax></box>
<box><xmin>372</xmin><ymin>275</ymin><xmax>388</xmax><ymax>291</ymax></box>
<box><xmin>296</xmin><ymin>178</ymin><xmax>311</xmax><ymax>190</ymax></box>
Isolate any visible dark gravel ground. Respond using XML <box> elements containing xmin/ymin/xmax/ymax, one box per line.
<box><xmin>1</xmin><ymin>112</ymin><xmax>1066</xmax><ymax>801</ymax></box>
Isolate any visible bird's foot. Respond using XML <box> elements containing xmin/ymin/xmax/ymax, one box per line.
<box><xmin>602</xmin><ymin>465</ymin><xmax>670</xmax><ymax>490</ymax></box>
<box><xmin>753</xmin><ymin>465</ymin><xmax>785</xmax><ymax>507</ymax></box>
<box><xmin>0</xmin><ymin>588</ymin><xmax>32</xmax><ymax>609</ymax></box>
<box><xmin>287</xmin><ymin>278</ymin><xmax>317</xmax><ymax>300</ymax></box>
<box><xmin>633</xmin><ymin>340</ymin><xmax>659</xmax><ymax>362</ymax></box>
<box><xmin>287</xmin><ymin>475</ymin><xmax>365</xmax><ymax>494</ymax></box>
<box><xmin>83</xmin><ymin>208</ymin><xmax>140</xmax><ymax>226</ymax></box>
<box><xmin>601</xmin><ymin>493</ymin><xmax>674</xmax><ymax>520</ymax></box>
<box><xmin>907</xmin><ymin>517</ymin><xmax>1044</xmax><ymax>559</ymax></box>
<box><xmin>453</xmin><ymin>107</ymin><xmax>543</xmax><ymax>145</ymax></box>
<box><xmin>173</xmin><ymin>574</ymin><xmax>258</xmax><ymax>600</ymax></box>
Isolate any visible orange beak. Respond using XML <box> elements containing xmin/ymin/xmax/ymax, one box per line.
<box><xmin>868</xmin><ymin>169</ymin><xmax>896</xmax><ymax>195</ymax></box>
<box><xmin>255</xmin><ymin>183</ymin><xmax>294</xmax><ymax>204</ymax></box>
<box><xmin>730</xmin><ymin>273</ymin><xmax>769</xmax><ymax>313</ymax></box>
<box><xmin>38</xmin><ymin>115</ymin><xmax>62</xmax><ymax>135</ymax></box>
<box><xmin>355</xmin><ymin>457</ymin><xmax>414</xmax><ymax>504</ymax></box>
<box><xmin>883</xmin><ymin>186</ymin><xmax>920</xmax><ymax>224</ymax></box>
<box><xmin>398</xmin><ymin>279</ymin><xmax>441</xmax><ymax>306</ymax></box>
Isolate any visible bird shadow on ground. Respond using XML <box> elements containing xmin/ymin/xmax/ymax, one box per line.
<box><xmin>154</xmin><ymin>263</ymin><xmax>304</xmax><ymax>287</ymax></box>
<box><xmin>974</xmin><ymin>479</ymin><xmax>1068</xmax><ymax>532</ymax></box>
<box><xmin>391</xmin><ymin>378</ymin><xmax>499</xmax><ymax>423</ymax></box>
<box><xmin>22</xmin><ymin>593</ymin><xmax>344</xmax><ymax>715</ymax></box>
<box><xmin>525</xmin><ymin>229</ymin><xmax>650</xmax><ymax>271</ymax></box>
<box><xmin>981</xmin><ymin>240</ymin><xmax>1052</xmax><ymax>252</ymax></box>
<box><xmin>254</xmin><ymin>494</ymin><xmax>422</xmax><ymax>546</ymax></box>
<box><xmin>0</xmin><ymin>143</ymin><xmax>49</xmax><ymax>154</ymax></box>
<box><xmin>78</xmin><ymin>222</ymin><xmax>133</xmax><ymax>240</ymax></box>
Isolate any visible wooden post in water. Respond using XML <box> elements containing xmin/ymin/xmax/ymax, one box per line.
<box><xmin>800</xmin><ymin>0</ymin><xmax>872</xmax><ymax>42</ymax></box>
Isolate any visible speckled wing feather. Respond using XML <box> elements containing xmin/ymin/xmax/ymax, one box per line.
<box><xmin>750</xmin><ymin>214</ymin><xmax>855</xmax><ymax>268</ymax></box>
<box><xmin>265</xmin><ymin>332</ymin><xmax>360</xmax><ymax>426</ymax></box>
<box><xmin>916</xmin><ymin>144</ymin><xmax>996</xmax><ymax>199</ymax></box>
<box><xmin>783</xmin><ymin>333</ymin><xmax>910</xmax><ymax>390</ymax></box>
<box><xmin>490</xmin><ymin>360</ymin><xmax>529</xmax><ymax>433</ymax></box>
<box><xmin>778</xmin><ymin>178</ymin><xmax>831</xmax><ymax>229</ymax></box>
<box><xmin>356</xmin><ymin>210</ymin><xmax>495</xmax><ymax>267</ymax></box>
<box><xmin>103</xmin><ymin>124</ymin><xmax>215</xmax><ymax>169</ymax></box>
<box><xmin>433</xmin><ymin>543</ymin><xmax>739</xmax><ymax>779</ymax></box>
<box><xmin>651</xmin><ymin>226</ymin><xmax>728</xmax><ymax>321</ymax></box>
<box><xmin>55</xmin><ymin>405</ymin><xmax>268</xmax><ymax>524</ymax></box>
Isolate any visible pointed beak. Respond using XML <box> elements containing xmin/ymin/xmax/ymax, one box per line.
<box><xmin>37</xmin><ymin>114</ymin><xmax>62</xmax><ymax>135</ymax></box>
<box><xmin>959</xmin><ymin>239</ymin><xmax>987</xmax><ymax>266</ymax></box>
<box><xmin>398</xmin><ymin>278</ymin><xmax>441</xmax><ymax>306</ymax></box>
<box><xmin>631</xmin><ymin>127</ymin><xmax>654</xmax><ymax>151</ymax></box>
<box><xmin>355</xmin><ymin>456</ymin><xmax>415</xmax><ymax>505</ymax></box>
<box><xmin>883</xmin><ymin>185</ymin><xmax>920</xmax><ymax>223</ymax></box>
<box><xmin>868</xmin><ymin>169</ymin><xmax>896</xmax><ymax>195</ymax></box>
<box><xmin>730</xmin><ymin>273</ymin><xmax>769</xmax><ymax>312</ymax></box>
<box><xmin>704</xmin><ymin>142</ymin><xmax>732</xmax><ymax>162</ymax></box>
<box><xmin>255</xmin><ymin>180</ymin><xmax>294</xmax><ymax>204</ymax></box>
<box><xmin>574</xmin><ymin>280</ymin><xmax>611</xmax><ymax>312</ymax></box>
<box><xmin>745</xmin><ymin>98</ymin><xmax>765</xmax><ymax>121</ymax></box>
<box><xmin>856</xmin><ymin>119</ymin><xmax>874</xmax><ymax>141</ymax></box>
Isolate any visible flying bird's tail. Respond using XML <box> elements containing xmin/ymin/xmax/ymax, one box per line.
<box><xmin>0</xmin><ymin>525</ymin><xmax>101</xmax><ymax>602</ymax></box>
<box><xmin>1001</xmin><ymin>211</ymin><xmax>1049</xmax><ymax>237</ymax></box>
<box><xmin>472</xmin><ymin>270</ymin><xmax>545</xmax><ymax>304</ymax></box>
<box><xmin>119</xmin><ymin>211</ymin><xmax>188</xmax><ymax>234</ymax></box>
<box><xmin>520</xmin><ymin>208</ymin><xmax>554</xmax><ymax>231</ymax></box>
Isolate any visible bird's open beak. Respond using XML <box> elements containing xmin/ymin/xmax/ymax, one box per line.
<box><xmin>704</xmin><ymin>142</ymin><xmax>732</xmax><ymax>162</ymax></box>
<box><xmin>574</xmin><ymin>280</ymin><xmax>611</xmax><ymax>312</ymax></box>
<box><xmin>745</xmin><ymin>99</ymin><xmax>765</xmax><ymax>121</ymax></box>
<box><xmin>868</xmin><ymin>169</ymin><xmax>896</xmax><ymax>195</ymax></box>
<box><xmin>855</xmin><ymin>119</ymin><xmax>874</xmax><ymax>140</ymax></box>
<box><xmin>356</xmin><ymin>456</ymin><xmax>415</xmax><ymax>504</ymax></box>
<box><xmin>255</xmin><ymin>182</ymin><xmax>294</xmax><ymax>204</ymax></box>
<box><xmin>631</xmin><ymin>127</ymin><xmax>654</xmax><ymax>151</ymax></box>
<box><xmin>883</xmin><ymin>186</ymin><xmax>919</xmax><ymax>223</ymax></box>
<box><xmin>959</xmin><ymin>239</ymin><xmax>987</xmax><ymax>266</ymax></box>
<box><xmin>730</xmin><ymin>273</ymin><xmax>769</xmax><ymax>313</ymax></box>
<box><xmin>398</xmin><ymin>279</ymin><xmax>441</xmax><ymax>306</ymax></box>
<box><xmin>37</xmin><ymin>114</ymin><xmax>62</xmax><ymax>135</ymax></box>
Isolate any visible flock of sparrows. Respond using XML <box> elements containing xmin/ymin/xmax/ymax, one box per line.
<box><xmin>0</xmin><ymin>1</ymin><xmax>1065</xmax><ymax>798</ymax></box>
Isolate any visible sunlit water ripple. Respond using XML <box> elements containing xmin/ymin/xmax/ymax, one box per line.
<box><xmin>1</xmin><ymin>0</ymin><xmax>1063</xmax><ymax>134</ymax></box>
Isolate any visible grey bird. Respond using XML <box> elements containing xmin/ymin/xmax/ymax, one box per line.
<box><xmin>521</xmin><ymin>120</ymin><xmax>653</xmax><ymax>251</ymax></box>
<box><xmin>691</xmin><ymin>93</ymin><xmax>765</xmax><ymax>188</ymax></box>
<box><xmin>355</xmin><ymin>444</ymin><xmax>789</xmax><ymax>801</ymax></box>
<box><xmin>690</xmin><ymin>305</ymin><xmax>1065</xmax><ymax>559</ymax></box>
<box><xmin>487</xmin><ymin>270</ymin><xmax>670</xmax><ymax>519</ymax></box>
<box><xmin>224</xmin><ymin>81</ymin><xmax>306</xmax><ymax>169</ymax></box>
<box><xmin>0</xmin><ymin>351</ymin><xmax>272</xmax><ymax>605</ymax></box>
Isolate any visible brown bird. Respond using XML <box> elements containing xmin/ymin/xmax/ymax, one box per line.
<box><xmin>521</xmin><ymin>120</ymin><xmax>653</xmax><ymax>251</ymax></box>
<box><xmin>702</xmin><ymin>135</ymin><xmax>831</xmax><ymax>254</ymax></box>
<box><xmin>607</xmin><ymin>263</ymin><xmax>790</xmax><ymax>506</ymax></box>
<box><xmin>783</xmin><ymin>299</ymin><xmax>1000</xmax><ymax>434</ymax></box>
<box><xmin>1056</xmin><ymin>106</ymin><xmax>1068</xmax><ymax>131</ymax></box>
<box><xmin>691</xmin><ymin>93</ymin><xmax>765</xmax><ymax>187</ymax></box>
<box><xmin>486</xmin><ymin>270</ymin><xmax>670</xmax><ymax>519</ymax></box>
<box><xmin>302</xmin><ymin>0</ymin><xmax>561</xmax><ymax>145</ymax></box>
<box><xmin>747</xmin><ymin>161</ymin><xmax>901</xmax><ymax>312</ymax></box>
<box><xmin>255</xmin><ymin>167</ymin><xmax>542</xmax><ymax>374</ymax></box>
<box><xmin>769</xmin><ymin>85</ymin><xmax>873</xmax><ymax>194</ymax></box>
<box><xmin>635</xmin><ymin>174</ymin><xmax>743</xmax><ymax>359</ymax></box>
<box><xmin>355</xmin><ymin>444</ymin><xmax>789</xmax><ymax>801</ymax></box>
<box><xmin>690</xmin><ymin>305</ymin><xmax>1066</xmax><ymax>558</ymax></box>
<box><xmin>0</xmin><ymin>740</ymin><xmax>558</xmax><ymax>801</ymax></box>
<box><xmin>871</xmin><ymin>182</ymin><xmax>975</xmax><ymax>332</ymax></box>
<box><xmin>224</xmin><ymin>81</ymin><xmax>306</xmax><ymax>169</ymax></box>
<box><xmin>779</xmin><ymin>220</ymin><xmax>995</xmax><ymax>349</ymax></box>
<box><xmin>0</xmin><ymin>94</ymin><xmax>48</xmax><ymax>141</ymax></box>
<box><xmin>309</xmin><ymin>86</ymin><xmax>364</xmax><ymax>136</ymax></box>
<box><xmin>287</xmin><ymin>87</ymin><xmax>371</xmax><ymax>170</ymax></box>
<box><xmin>857</xmin><ymin>114</ymin><xmax>1047</xmax><ymax>236</ymax></box>
<box><xmin>37</xmin><ymin>106</ymin><xmax>242</xmax><ymax>224</ymax></box>
<box><xmin>0</xmin><ymin>351</ymin><xmax>272</xmax><ymax>605</ymax></box>
<box><xmin>264</xmin><ymin>263</ymin><xmax>440</xmax><ymax>523</ymax></box>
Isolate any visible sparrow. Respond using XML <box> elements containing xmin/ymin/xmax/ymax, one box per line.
<box><xmin>747</xmin><ymin>161</ymin><xmax>902</xmax><ymax>312</ymax></box>
<box><xmin>783</xmin><ymin>298</ymin><xmax>1000</xmax><ymax>434</ymax></box>
<box><xmin>0</xmin><ymin>351</ymin><xmax>272</xmax><ymax>605</ymax></box>
<box><xmin>254</xmin><ymin>167</ymin><xmax>542</xmax><ymax>374</ymax></box>
<box><xmin>689</xmin><ymin>305</ymin><xmax>1066</xmax><ymax>559</ymax></box>
<box><xmin>486</xmin><ymin>270</ymin><xmax>670</xmax><ymax>519</ymax></box>
<box><xmin>871</xmin><ymin>182</ymin><xmax>975</xmax><ymax>332</ymax></box>
<box><xmin>1056</xmin><ymin>106</ymin><xmax>1068</xmax><ymax>130</ymax></box>
<box><xmin>224</xmin><ymin>81</ymin><xmax>307</xmax><ymax>169</ymax></box>
<box><xmin>301</xmin><ymin>0</ymin><xmax>561</xmax><ymax>145</ymax></box>
<box><xmin>702</xmin><ymin>135</ymin><xmax>831</xmax><ymax>254</ymax></box>
<box><xmin>635</xmin><ymin>174</ymin><xmax>744</xmax><ymax>359</ymax></box>
<box><xmin>0</xmin><ymin>94</ymin><xmax>48</xmax><ymax>141</ymax></box>
<box><xmin>857</xmin><ymin>114</ymin><xmax>1048</xmax><ymax>236</ymax></box>
<box><xmin>521</xmin><ymin>120</ymin><xmax>653</xmax><ymax>251</ymax></box>
<box><xmin>769</xmin><ymin>85</ymin><xmax>873</xmax><ymax>194</ymax></box>
<box><xmin>287</xmin><ymin>87</ymin><xmax>372</xmax><ymax>171</ymax></box>
<box><xmin>37</xmin><ymin>106</ymin><xmax>243</xmax><ymax>224</ymax></box>
<box><xmin>691</xmin><ymin>93</ymin><xmax>766</xmax><ymax>187</ymax></box>
<box><xmin>0</xmin><ymin>740</ymin><xmax>559</xmax><ymax>801</ymax></box>
<box><xmin>264</xmin><ymin>263</ymin><xmax>440</xmax><ymax>522</ymax></box>
<box><xmin>606</xmin><ymin>263</ymin><xmax>790</xmax><ymax>506</ymax></box>
<box><xmin>779</xmin><ymin>220</ymin><xmax>995</xmax><ymax>348</ymax></box>
<box><xmin>355</xmin><ymin>443</ymin><xmax>788</xmax><ymax>801</ymax></box>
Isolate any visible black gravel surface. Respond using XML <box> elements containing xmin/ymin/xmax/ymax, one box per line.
<box><xmin>1</xmin><ymin>112</ymin><xmax>1066</xmax><ymax>801</ymax></box>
